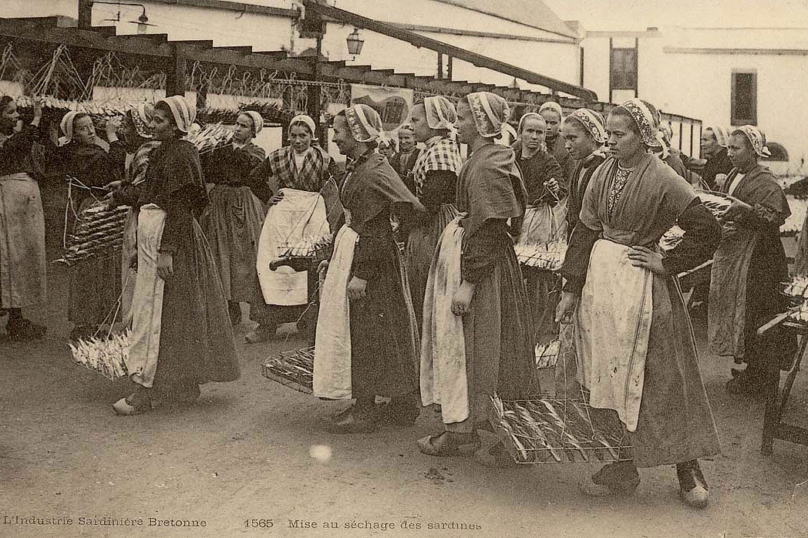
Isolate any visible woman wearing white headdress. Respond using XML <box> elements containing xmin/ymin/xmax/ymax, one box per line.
<box><xmin>105</xmin><ymin>103</ymin><xmax>161</xmax><ymax>323</ymax></box>
<box><xmin>697</xmin><ymin>125</ymin><xmax>734</xmax><ymax>190</ymax></box>
<box><xmin>50</xmin><ymin>109</ymin><xmax>124</xmax><ymax>341</ymax></box>
<box><xmin>248</xmin><ymin>114</ymin><xmax>342</xmax><ymax>344</ymax></box>
<box><xmin>314</xmin><ymin>104</ymin><xmax>424</xmax><ymax>432</ymax></box>
<box><xmin>419</xmin><ymin>91</ymin><xmax>534</xmax><ymax>457</ymax></box>
<box><xmin>113</xmin><ymin>95</ymin><xmax>239</xmax><ymax>415</ymax></box>
<box><xmin>403</xmin><ymin>96</ymin><xmax>463</xmax><ymax>331</ymax></box>
<box><xmin>556</xmin><ymin>98</ymin><xmax>721</xmax><ymax>508</ymax></box>
<box><xmin>199</xmin><ymin>110</ymin><xmax>267</xmax><ymax>327</ymax></box>
<box><xmin>710</xmin><ymin>125</ymin><xmax>795</xmax><ymax>396</ymax></box>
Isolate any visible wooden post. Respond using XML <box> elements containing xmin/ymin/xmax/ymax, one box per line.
<box><xmin>437</xmin><ymin>52</ymin><xmax>443</xmax><ymax>80</ymax></box>
<box><xmin>78</xmin><ymin>0</ymin><xmax>93</xmax><ymax>30</ymax></box>
<box><xmin>165</xmin><ymin>45</ymin><xmax>187</xmax><ymax>97</ymax></box>
<box><xmin>447</xmin><ymin>56</ymin><xmax>453</xmax><ymax>79</ymax></box>
<box><xmin>307</xmin><ymin>34</ymin><xmax>324</xmax><ymax>148</ymax></box>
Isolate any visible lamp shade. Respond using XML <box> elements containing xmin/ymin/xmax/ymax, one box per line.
<box><xmin>346</xmin><ymin>28</ymin><xmax>364</xmax><ymax>56</ymax></box>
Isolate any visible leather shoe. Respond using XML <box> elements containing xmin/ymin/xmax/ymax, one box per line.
<box><xmin>580</xmin><ymin>461</ymin><xmax>640</xmax><ymax>496</ymax></box>
<box><xmin>677</xmin><ymin>460</ymin><xmax>709</xmax><ymax>509</ymax></box>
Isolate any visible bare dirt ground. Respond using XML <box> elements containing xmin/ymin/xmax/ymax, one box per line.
<box><xmin>1</xmin><ymin>190</ymin><xmax>807</xmax><ymax>538</ymax></box>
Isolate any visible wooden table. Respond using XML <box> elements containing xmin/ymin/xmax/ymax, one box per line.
<box><xmin>757</xmin><ymin>314</ymin><xmax>808</xmax><ymax>455</ymax></box>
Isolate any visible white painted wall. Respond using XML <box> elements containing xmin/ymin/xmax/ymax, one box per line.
<box><xmin>582</xmin><ymin>27</ymin><xmax>808</xmax><ymax>172</ymax></box>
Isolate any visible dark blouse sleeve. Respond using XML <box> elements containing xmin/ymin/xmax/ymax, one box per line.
<box><xmin>534</xmin><ymin>155</ymin><xmax>564</xmax><ymax>205</ymax></box>
<box><xmin>352</xmin><ymin>209</ymin><xmax>391</xmax><ymax>282</ymax></box>
<box><xmin>107</xmin><ymin>140</ymin><xmax>128</xmax><ymax>179</ymax></box>
<box><xmin>735</xmin><ymin>203</ymin><xmax>788</xmax><ymax>230</ymax></box>
<box><xmin>560</xmin><ymin>223</ymin><xmax>600</xmax><ymax>295</ymax></box>
<box><xmin>112</xmin><ymin>182</ymin><xmax>142</xmax><ymax>207</ymax></box>
<box><xmin>461</xmin><ymin>219</ymin><xmax>509</xmax><ymax>284</ymax></box>
<box><xmin>661</xmin><ymin>198</ymin><xmax>721</xmax><ymax>275</ymax></box>
<box><xmin>8</xmin><ymin>123</ymin><xmax>42</xmax><ymax>152</ymax></box>
<box><xmin>247</xmin><ymin>156</ymin><xmax>273</xmax><ymax>203</ymax></box>
<box><xmin>157</xmin><ymin>146</ymin><xmax>206</xmax><ymax>255</ymax></box>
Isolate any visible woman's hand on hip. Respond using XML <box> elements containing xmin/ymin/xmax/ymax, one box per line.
<box><xmin>157</xmin><ymin>252</ymin><xmax>174</xmax><ymax>280</ymax></box>
<box><xmin>347</xmin><ymin>276</ymin><xmax>367</xmax><ymax>301</ymax></box>
<box><xmin>555</xmin><ymin>291</ymin><xmax>578</xmax><ymax>324</ymax></box>
<box><xmin>628</xmin><ymin>246</ymin><xmax>666</xmax><ymax>275</ymax></box>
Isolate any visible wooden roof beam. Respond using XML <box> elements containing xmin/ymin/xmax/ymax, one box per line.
<box><xmin>90</xmin><ymin>26</ymin><xmax>118</xmax><ymax>37</ymax></box>
<box><xmin>173</xmin><ymin>40</ymin><xmax>215</xmax><ymax>49</ymax></box>
<box><xmin>255</xmin><ymin>50</ymin><xmax>291</xmax><ymax>60</ymax></box>
<box><xmin>215</xmin><ymin>45</ymin><xmax>253</xmax><ymax>55</ymax></box>
<box><xmin>0</xmin><ymin>19</ymin><xmax>174</xmax><ymax>57</ymax></box>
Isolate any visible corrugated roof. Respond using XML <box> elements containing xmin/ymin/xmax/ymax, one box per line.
<box><xmin>434</xmin><ymin>0</ymin><xmax>578</xmax><ymax>39</ymax></box>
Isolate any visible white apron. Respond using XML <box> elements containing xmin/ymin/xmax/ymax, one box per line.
<box><xmin>0</xmin><ymin>172</ymin><xmax>47</xmax><ymax>308</ymax></box>
<box><xmin>256</xmin><ymin>188</ymin><xmax>328</xmax><ymax>306</ymax></box>
<box><xmin>420</xmin><ymin>217</ymin><xmax>469</xmax><ymax>424</ymax></box>
<box><xmin>313</xmin><ymin>223</ymin><xmax>358</xmax><ymax>400</ymax></box>
<box><xmin>574</xmin><ymin>239</ymin><xmax>653</xmax><ymax>432</ymax></box>
<box><xmin>126</xmin><ymin>205</ymin><xmax>166</xmax><ymax>388</ymax></box>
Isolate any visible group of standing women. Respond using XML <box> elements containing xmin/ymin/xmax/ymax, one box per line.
<box><xmin>306</xmin><ymin>92</ymin><xmax>728</xmax><ymax>509</ymax></box>
<box><xmin>35</xmin><ymin>92</ymin><xmax>339</xmax><ymax>413</ymax></box>
<box><xmin>4</xmin><ymin>82</ymin><xmax>794</xmax><ymax>511</ymax></box>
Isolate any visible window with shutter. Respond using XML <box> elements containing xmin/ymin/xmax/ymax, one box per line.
<box><xmin>731</xmin><ymin>71</ymin><xmax>757</xmax><ymax>125</ymax></box>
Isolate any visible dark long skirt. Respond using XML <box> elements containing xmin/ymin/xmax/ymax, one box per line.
<box><xmin>349</xmin><ymin>236</ymin><xmax>419</xmax><ymax>400</ymax></box>
<box><xmin>628</xmin><ymin>275</ymin><xmax>721</xmax><ymax>467</ymax></box>
<box><xmin>742</xmin><ymin>233</ymin><xmax>796</xmax><ymax>370</ymax></box>
<box><xmin>462</xmin><ymin>247</ymin><xmax>535</xmax><ymax>425</ymax></box>
<box><xmin>199</xmin><ymin>184</ymin><xmax>265</xmax><ymax>304</ymax></box>
<box><xmin>405</xmin><ymin>203</ymin><xmax>458</xmax><ymax>332</ymax></box>
<box><xmin>153</xmin><ymin>213</ymin><xmax>240</xmax><ymax>393</ymax></box>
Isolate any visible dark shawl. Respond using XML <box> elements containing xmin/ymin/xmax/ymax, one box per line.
<box><xmin>457</xmin><ymin>143</ymin><xmax>527</xmax><ymax>238</ymax></box>
<box><xmin>138</xmin><ymin>138</ymin><xmax>208</xmax><ymax>253</ymax></box>
<box><xmin>342</xmin><ymin>152</ymin><xmax>424</xmax><ymax>234</ymax></box>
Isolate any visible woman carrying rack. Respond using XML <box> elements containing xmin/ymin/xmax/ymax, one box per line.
<box><xmin>113</xmin><ymin>95</ymin><xmax>239</xmax><ymax>415</ymax></box>
<box><xmin>248</xmin><ymin>114</ymin><xmax>342</xmax><ymax>344</ymax></box>
<box><xmin>708</xmin><ymin>126</ymin><xmax>795</xmax><ymax>396</ymax></box>
<box><xmin>556</xmin><ymin>98</ymin><xmax>722</xmax><ymax>508</ymax></box>
<box><xmin>513</xmin><ymin>111</ymin><xmax>564</xmax><ymax>345</ymax></box>
<box><xmin>314</xmin><ymin>104</ymin><xmax>424</xmax><ymax>432</ymax></box>
<box><xmin>419</xmin><ymin>91</ymin><xmax>534</xmax><ymax>457</ymax></box>
<box><xmin>104</xmin><ymin>104</ymin><xmax>160</xmax><ymax>323</ymax></box>
<box><xmin>51</xmin><ymin>110</ymin><xmax>124</xmax><ymax>341</ymax></box>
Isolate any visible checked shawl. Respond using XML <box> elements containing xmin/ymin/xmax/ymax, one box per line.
<box><xmin>129</xmin><ymin>141</ymin><xmax>161</xmax><ymax>186</ymax></box>
<box><xmin>410</xmin><ymin>137</ymin><xmax>463</xmax><ymax>198</ymax></box>
<box><xmin>266</xmin><ymin>145</ymin><xmax>332</xmax><ymax>193</ymax></box>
